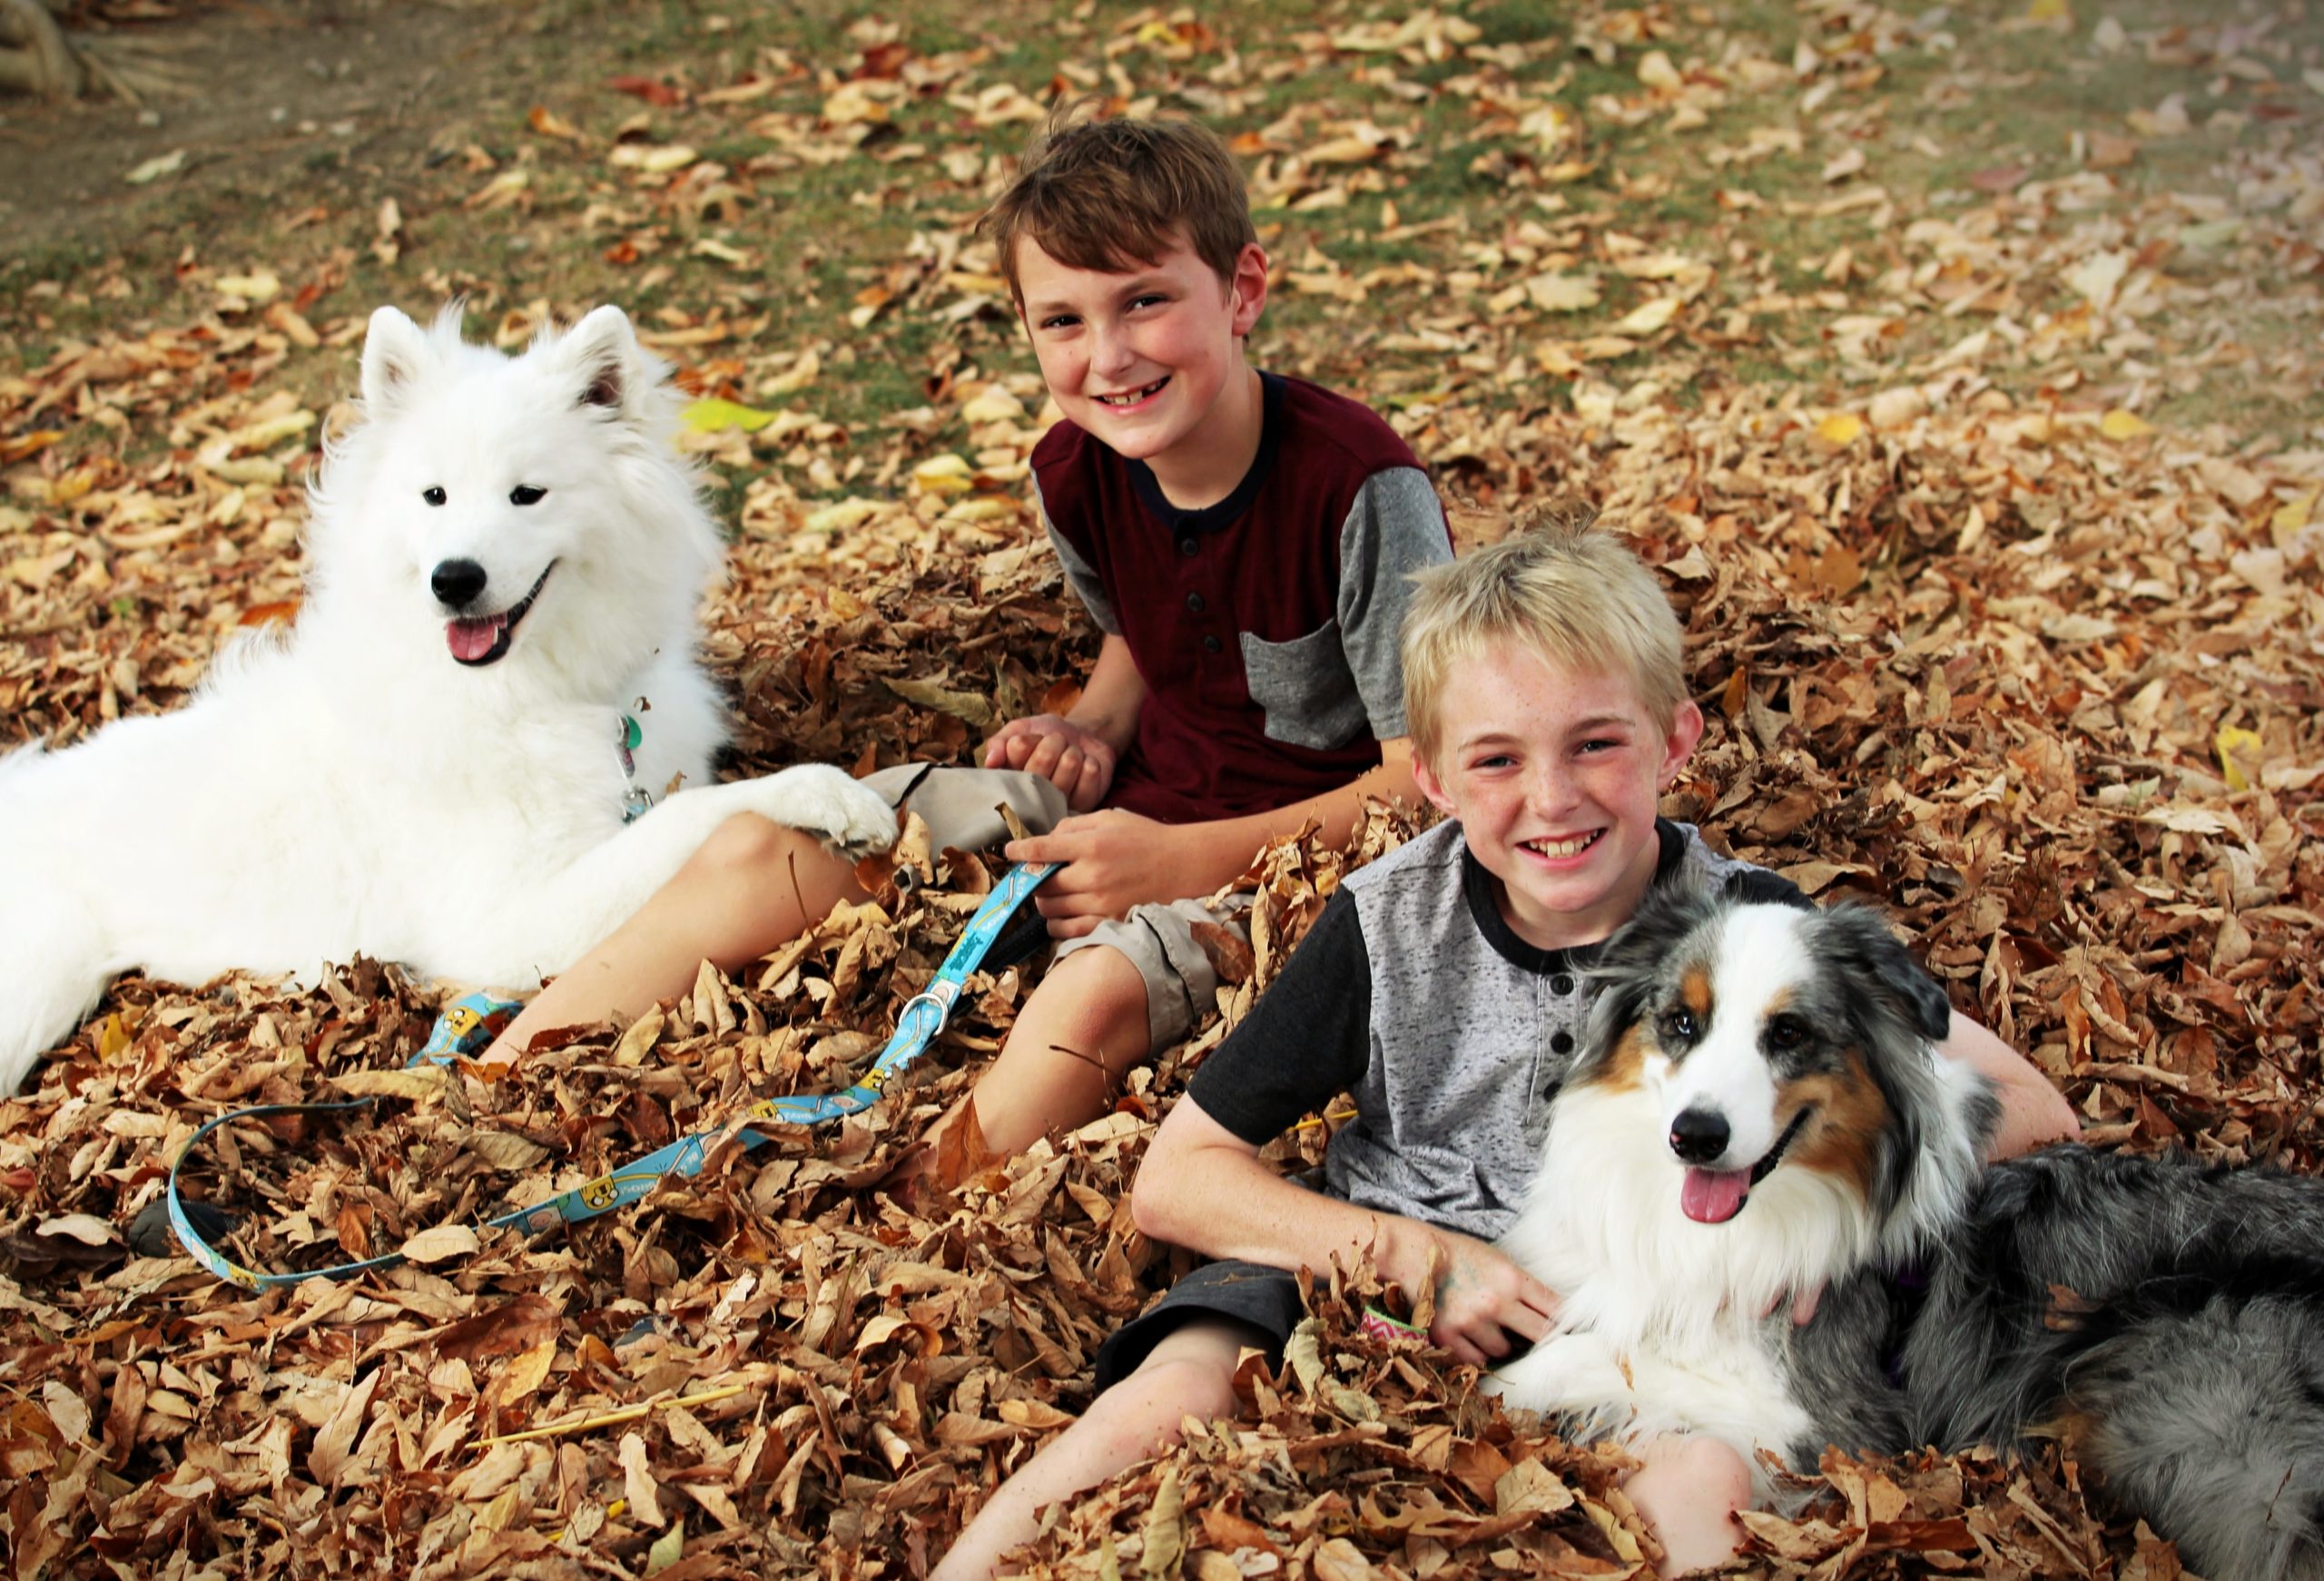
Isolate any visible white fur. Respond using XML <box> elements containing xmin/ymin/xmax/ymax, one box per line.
<box><xmin>1485</xmin><ymin>904</ymin><xmax>1989</xmax><ymax>1499</ymax></box>
<box><xmin>0</xmin><ymin>305</ymin><xmax>896</xmax><ymax>1092</ymax></box>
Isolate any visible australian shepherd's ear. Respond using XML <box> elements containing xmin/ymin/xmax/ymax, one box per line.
<box><xmin>1807</xmin><ymin>902</ymin><xmax>1955</xmax><ymax>1045</ymax></box>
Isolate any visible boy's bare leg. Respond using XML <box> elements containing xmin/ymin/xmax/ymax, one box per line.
<box><xmin>1627</xmin><ymin>1433</ymin><xmax>1751</xmax><ymax>1576</ymax></box>
<box><xmin>931</xmin><ymin>1319</ymin><xmax>1255</xmax><ymax>1581</ymax></box>
<box><xmin>481</xmin><ymin>813</ymin><xmax>869</xmax><ymax>1064</ymax></box>
<box><xmin>912</xmin><ymin>943</ymin><xmax>1151</xmax><ymax>1173</ymax></box>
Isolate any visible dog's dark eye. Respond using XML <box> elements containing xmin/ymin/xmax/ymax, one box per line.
<box><xmin>422</xmin><ymin>486</ymin><xmax>447</xmax><ymax>506</ymax></box>
<box><xmin>509</xmin><ymin>485</ymin><xmax>547</xmax><ymax>506</ymax></box>
<box><xmin>1766</xmin><ymin>1015</ymin><xmax>1808</xmax><ymax>1050</ymax></box>
<box><xmin>1659</xmin><ymin>1008</ymin><xmax>1698</xmax><ymax>1044</ymax></box>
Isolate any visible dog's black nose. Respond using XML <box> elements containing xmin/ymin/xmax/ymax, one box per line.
<box><xmin>1669</xmin><ymin>1107</ymin><xmax>1730</xmax><ymax>1164</ymax></box>
<box><xmin>431</xmin><ymin>558</ymin><xmax>487</xmax><ymax>607</ymax></box>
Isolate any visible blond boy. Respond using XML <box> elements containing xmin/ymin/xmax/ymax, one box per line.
<box><xmin>933</xmin><ymin>525</ymin><xmax>2077</xmax><ymax>1577</ymax></box>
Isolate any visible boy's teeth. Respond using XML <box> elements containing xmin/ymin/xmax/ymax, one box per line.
<box><xmin>1527</xmin><ymin>832</ymin><xmax>1598</xmax><ymax>858</ymax></box>
<box><xmin>1098</xmin><ymin>379</ymin><xmax>1163</xmax><ymax>406</ymax></box>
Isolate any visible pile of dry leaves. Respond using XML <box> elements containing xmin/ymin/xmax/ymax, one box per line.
<box><xmin>4</xmin><ymin>1</ymin><xmax>2321</xmax><ymax>1578</ymax></box>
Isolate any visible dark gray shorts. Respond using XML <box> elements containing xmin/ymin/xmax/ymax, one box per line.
<box><xmin>1091</xmin><ymin>1260</ymin><xmax>1305</xmax><ymax>1392</ymax></box>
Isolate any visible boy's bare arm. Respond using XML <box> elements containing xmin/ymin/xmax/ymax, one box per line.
<box><xmin>1007</xmin><ymin>738</ymin><xmax>1419</xmax><ymax>937</ymax></box>
<box><xmin>1135</xmin><ymin>1093</ymin><xmax>1561</xmax><ymax>1369</ymax></box>
<box><xmin>1937</xmin><ymin>1012</ymin><xmax>2081</xmax><ymax>1161</ymax></box>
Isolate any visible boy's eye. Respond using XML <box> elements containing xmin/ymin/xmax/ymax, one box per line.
<box><xmin>1128</xmin><ymin>293</ymin><xmax>1167</xmax><ymax>309</ymax></box>
<box><xmin>1039</xmin><ymin>314</ymin><xmax>1079</xmax><ymax>331</ymax></box>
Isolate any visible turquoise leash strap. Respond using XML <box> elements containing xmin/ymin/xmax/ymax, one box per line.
<box><xmin>166</xmin><ymin>860</ymin><xmax>1057</xmax><ymax>1290</ymax></box>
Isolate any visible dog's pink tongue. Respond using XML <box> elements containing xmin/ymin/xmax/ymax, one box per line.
<box><xmin>446</xmin><ymin>614</ymin><xmax>505</xmax><ymax>662</ymax></box>
<box><xmin>1681</xmin><ymin>1167</ymin><xmax>1751</xmax><ymax>1223</ymax></box>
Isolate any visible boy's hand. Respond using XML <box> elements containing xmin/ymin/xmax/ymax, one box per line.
<box><xmin>1384</xmin><ymin>1223</ymin><xmax>1562</xmax><ymax>1370</ymax></box>
<box><xmin>1005</xmin><ymin>809</ymin><xmax>1187</xmax><ymax>938</ymax></box>
<box><xmin>983</xmin><ymin>714</ymin><xmax>1116</xmax><ymax>813</ymax></box>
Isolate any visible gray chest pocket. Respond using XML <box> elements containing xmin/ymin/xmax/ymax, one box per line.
<box><xmin>1241</xmin><ymin>621</ymin><xmax>1368</xmax><ymax>750</ymax></box>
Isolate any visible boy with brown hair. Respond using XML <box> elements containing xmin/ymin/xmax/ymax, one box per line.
<box><xmin>931</xmin><ymin>525</ymin><xmax>2078</xmax><ymax>1578</ymax></box>
<box><xmin>488</xmin><ymin>109</ymin><xmax>1452</xmax><ymax>1173</ymax></box>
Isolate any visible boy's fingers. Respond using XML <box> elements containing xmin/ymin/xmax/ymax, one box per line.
<box><xmin>1790</xmin><ymin>1284</ymin><xmax>1822</xmax><ymax>1326</ymax></box>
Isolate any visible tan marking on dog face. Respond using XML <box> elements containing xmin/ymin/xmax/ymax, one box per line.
<box><xmin>1679</xmin><ymin>963</ymin><xmax>1714</xmax><ymax>1025</ymax></box>
<box><xmin>1784</xmin><ymin>1046</ymin><xmax>1891</xmax><ymax>1199</ymax></box>
<box><xmin>1587</xmin><ymin>1023</ymin><xmax>1652</xmax><ymax>1093</ymax></box>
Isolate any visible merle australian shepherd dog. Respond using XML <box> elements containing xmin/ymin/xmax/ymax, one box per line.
<box><xmin>1487</xmin><ymin>884</ymin><xmax>2324</xmax><ymax>1581</ymax></box>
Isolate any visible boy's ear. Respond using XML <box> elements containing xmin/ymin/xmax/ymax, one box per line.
<box><xmin>1657</xmin><ymin>699</ymin><xmax>1706</xmax><ymax>788</ymax></box>
<box><xmin>1227</xmin><ymin>243</ymin><xmax>1268</xmax><ymax>337</ymax></box>
<box><xmin>1410</xmin><ymin>749</ymin><xmax>1459</xmax><ymax>817</ymax></box>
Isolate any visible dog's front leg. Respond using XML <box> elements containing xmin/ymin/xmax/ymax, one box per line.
<box><xmin>501</xmin><ymin>770</ymin><xmax>900</xmax><ymax>974</ymax></box>
<box><xmin>1482</xmin><ymin>1331</ymin><xmax>1642</xmax><ymax>1447</ymax></box>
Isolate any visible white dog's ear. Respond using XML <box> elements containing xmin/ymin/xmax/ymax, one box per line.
<box><xmin>360</xmin><ymin>306</ymin><xmax>434</xmax><ymax>411</ymax></box>
<box><xmin>557</xmin><ymin>305</ymin><xmax>644</xmax><ymax>414</ymax></box>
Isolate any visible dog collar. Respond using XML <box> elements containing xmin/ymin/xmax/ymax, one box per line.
<box><xmin>617</xmin><ymin>704</ymin><xmax>650</xmax><ymax>822</ymax></box>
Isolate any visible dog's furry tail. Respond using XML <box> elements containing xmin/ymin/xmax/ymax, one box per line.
<box><xmin>2067</xmin><ymin>1275</ymin><xmax>2324</xmax><ymax>1581</ymax></box>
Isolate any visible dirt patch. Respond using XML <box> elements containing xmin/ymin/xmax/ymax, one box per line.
<box><xmin>0</xmin><ymin>1</ymin><xmax>528</xmax><ymax>270</ymax></box>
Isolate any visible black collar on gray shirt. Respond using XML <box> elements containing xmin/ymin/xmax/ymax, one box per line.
<box><xmin>1457</xmin><ymin>818</ymin><xmax>1688</xmax><ymax>976</ymax></box>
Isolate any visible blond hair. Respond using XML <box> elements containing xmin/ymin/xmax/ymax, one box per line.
<box><xmin>1402</xmin><ymin>524</ymin><xmax>1688</xmax><ymax>763</ymax></box>
<box><xmin>979</xmin><ymin>103</ymin><xmax>1257</xmax><ymax>306</ymax></box>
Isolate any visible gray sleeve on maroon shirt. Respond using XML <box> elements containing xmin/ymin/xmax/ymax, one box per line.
<box><xmin>1336</xmin><ymin>466</ymin><xmax>1452</xmax><ymax>740</ymax></box>
<box><xmin>1034</xmin><ymin>478</ymin><xmax>1121</xmax><ymax>636</ymax></box>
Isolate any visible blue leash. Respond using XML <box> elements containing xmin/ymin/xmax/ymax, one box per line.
<box><xmin>166</xmin><ymin>861</ymin><xmax>1057</xmax><ymax>1290</ymax></box>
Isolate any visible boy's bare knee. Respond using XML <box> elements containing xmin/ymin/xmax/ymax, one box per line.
<box><xmin>1121</xmin><ymin>1350</ymin><xmax>1242</xmax><ymax>1429</ymax></box>
<box><xmin>688</xmin><ymin>811</ymin><xmax>793</xmax><ymax>875</ymax></box>
<box><xmin>1670</xmin><ymin>1436</ymin><xmax>1750</xmax><ymax>1510</ymax></box>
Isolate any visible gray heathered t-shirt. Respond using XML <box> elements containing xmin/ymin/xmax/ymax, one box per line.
<box><xmin>1187</xmin><ymin>817</ymin><xmax>1785</xmax><ymax>1242</ymax></box>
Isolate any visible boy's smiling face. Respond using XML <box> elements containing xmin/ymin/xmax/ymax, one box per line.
<box><xmin>1014</xmin><ymin>231</ymin><xmax>1268</xmax><ymax>505</ymax></box>
<box><xmin>1413</xmin><ymin>639</ymin><xmax>1703</xmax><ymax>953</ymax></box>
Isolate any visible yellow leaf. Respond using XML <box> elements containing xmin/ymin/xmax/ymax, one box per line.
<box><xmin>960</xmin><ymin>386</ymin><xmax>1026</xmax><ymax>425</ymax></box>
<box><xmin>1637</xmin><ymin>50</ymin><xmax>1681</xmax><ymax>89</ymax></box>
<box><xmin>1608</xmin><ymin>295</ymin><xmax>1680</xmax><ymax>336</ymax></box>
<box><xmin>94</xmin><ymin>1014</ymin><xmax>132</xmax><ymax>1060</ymax></box>
<box><xmin>911</xmin><ymin>455</ymin><xmax>976</xmax><ymax>495</ymax></box>
<box><xmin>681</xmin><ymin>398</ymin><xmax>781</xmax><ymax>434</ymax></box>
<box><xmin>803</xmin><ymin>497</ymin><xmax>882</xmax><ymax>535</ymax></box>
<box><xmin>124</xmin><ymin>149</ymin><xmax>188</xmax><ymax>185</ymax></box>
<box><xmin>2099</xmin><ymin>408</ymin><xmax>2152</xmax><ymax>439</ymax></box>
<box><xmin>399</xmin><ymin>1224</ymin><xmax>480</xmax><ymax>1264</ymax></box>
<box><xmin>489</xmin><ymin>1339</ymin><xmax>557</xmax><ymax>1409</ymax></box>
<box><xmin>1525</xmin><ymin>272</ymin><xmax>1601</xmax><ymax>312</ymax></box>
<box><xmin>1816</xmin><ymin>412</ymin><xmax>1866</xmax><ymax>447</ymax></box>
<box><xmin>2216</xmin><ymin>726</ymin><xmax>2263</xmax><ymax>791</ymax></box>
<box><xmin>2269</xmin><ymin>487</ymin><xmax>2315</xmax><ymax>543</ymax></box>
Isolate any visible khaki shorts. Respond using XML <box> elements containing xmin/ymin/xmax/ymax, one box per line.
<box><xmin>1054</xmin><ymin>892</ymin><xmax>1253</xmax><ymax>1050</ymax></box>
<box><xmin>860</xmin><ymin>763</ymin><xmax>1248</xmax><ymax>1050</ymax></box>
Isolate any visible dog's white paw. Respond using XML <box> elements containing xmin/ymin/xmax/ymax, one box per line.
<box><xmin>754</xmin><ymin>764</ymin><xmax>899</xmax><ymax>858</ymax></box>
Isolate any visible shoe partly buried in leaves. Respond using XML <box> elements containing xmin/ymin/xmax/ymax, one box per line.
<box><xmin>414</xmin><ymin>991</ymin><xmax>524</xmax><ymax>1066</ymax></box>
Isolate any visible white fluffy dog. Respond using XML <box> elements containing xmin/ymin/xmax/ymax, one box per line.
<box><xmin>0</xmin><ymin>305</ymin><xmax>897</xmax><ymax>1092</ymax></box>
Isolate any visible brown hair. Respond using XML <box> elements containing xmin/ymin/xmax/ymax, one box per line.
<box><xmin>1403</xmin><ymin>523</ymin><xmax>1689</xmax><ymax>766</ymax></box>
<box><xmin>980</xmin><ymin>103</ymin><xmax>1258</xmax><ymax>305</ymax></box>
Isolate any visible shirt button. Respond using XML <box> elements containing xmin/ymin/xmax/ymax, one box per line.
<box><xmin>1551</xmin><ymin>1030</ymin><xmax>1574</xmax><ymax>1056</ymax></box>
<box><xmin>1551</xmin><ymin>975</ymin><xmax>1573</xmax><ymax>995</ymax></box>
<box><xmin>1177</xmin><ymin>536</ymin><xmax>1198</xmax><ymax>557</ymax></box>
<box><xmin>1201</xmin><ymin>634</ymin><xmax>1223</xmax><ymax>654</ymax></box>
<box><xmin>1186</xmin><ymin>592</ymin><xmax>1206</xmax><ymax>614</ymax></box>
